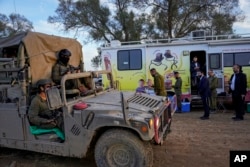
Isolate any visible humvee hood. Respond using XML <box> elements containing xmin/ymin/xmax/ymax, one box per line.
<box><xmin>84</xmin><ymin>91</ymin><xmax>166</xmax><ymax>113</ymax></box>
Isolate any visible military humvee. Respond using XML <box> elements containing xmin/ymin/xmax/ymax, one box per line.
<box><xmin>0</xmin><ymin>32</ymin><xmax>175</xmax><ymax>167</ymax></box>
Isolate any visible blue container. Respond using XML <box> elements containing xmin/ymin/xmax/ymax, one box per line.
<box><xmin>247</xmin><ymin>103</ymin><xmax>250</xmax><ymax>113</ymax></box>
<box><xmin>181</xmin><ymin>102</ymin><xmax>190</xmax><ymax>112</ymax></box>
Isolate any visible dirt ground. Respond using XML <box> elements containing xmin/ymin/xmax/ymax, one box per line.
<box><xmin>1</xmin><ymin>110</ymin><xmax>250</xmax><ymax>167</ymax></box>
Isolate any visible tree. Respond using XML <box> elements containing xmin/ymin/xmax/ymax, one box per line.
<box><xmin>48</xmin><ymin>0</ymin><xmax>154</xmax><ymax>43</ymax></box>
<box><xmin>49</xmin><ymin>0</ymin><xmax>244</xmax><ymax>41</ymax></box>
<box><xmin>91</xmin><ymin>55</ymin><xmax>102</xmax><ymax>70</ymax></box>
<box><xmin>134</xmin><ymin>0</ymin><xmax>244</xmax><ymax>38</ymax></box>
<box><xmin>90</xmin><ymin>47</ymin><xmax>102</xmax><ymax>70</ymax></box>
<box><xmin>49</xmin><ymin>0</ymin><xmax>244</xmax><ymax>68</ymax></box>
<box><xmin>0</xmin><ymin>13</ymin><xmax>33</xmax><ymax>37</ymax></box>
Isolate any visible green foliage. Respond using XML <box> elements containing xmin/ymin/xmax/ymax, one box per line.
<box><xmin>48</xmin><ymin>0</ymin><xmax>154</xmax><ymax>42</ymax></box>
<box><xmin>91</xmin><ymin>55</ymin><xmax>102</xmax><ymax>70</ymax></box>
<box><xmin>48</xmin><ymin>0</ymin><xmax>244</xmax><ymax>42</ymax></box>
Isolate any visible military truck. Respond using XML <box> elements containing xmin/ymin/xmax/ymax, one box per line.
<box><xmin>0</xmin><ymin>31</ymin><xmax>175</xmax><ymax>167</ymax></box>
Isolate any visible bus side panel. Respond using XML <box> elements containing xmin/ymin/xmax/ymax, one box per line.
<box><xmin>145</xmin><ymin>45</ymin><xmax>207</xmax><ymax>95</ymax></box>
<box><xmin>101</xmin><ymin>48</ymin><xmax>146</xmax><ymax>91</ymax></box>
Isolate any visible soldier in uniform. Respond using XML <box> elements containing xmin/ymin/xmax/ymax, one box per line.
<box><xmin>208</xmin><ymin>69</ymin><xmax>218</xmax><ymax>113</ymax></box>
<box><xmin>150</xmin><ymin>68</ymin><xmax>166</xmax><ymax>96</ymax></box>
<box><xmin>52</xmin><ymin>49</ymin><xmax>88</xmax><ymax>95</ymax></box>
<box><xmin>172</xmin><ymin>71</ymin><xmax>182</xmax><ymax>112</ymax></box>
<box><xmin>28</xmin><ymin>79</ymin><xmax>63</xmax><ymax>130</ymax></box>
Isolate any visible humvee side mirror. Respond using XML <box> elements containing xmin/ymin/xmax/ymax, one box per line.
<box><xmin>46</xmin><ymin>86</ymin><xmax>63</xmax><ymax>110</ymax></box>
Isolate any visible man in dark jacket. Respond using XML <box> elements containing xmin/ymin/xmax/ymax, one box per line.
<box><xmin>198</xmin><ymin>70</ymin><xmax>210</xmax><ymax>120</ymax></box>
<box><xmin>229</xmin><ymin>64</ymin><xmax>247</xmax><ymax>121</ymax></box>
<box><xmin>150</xmin><ymin>68</ymin><xmax>166</xmax><ymax>96</ymax></box>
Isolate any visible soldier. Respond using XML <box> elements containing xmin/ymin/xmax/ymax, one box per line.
<box><xmin>150</xmin><ymin>68</ymin><xmax>166</xmax><ymax>96</ymax></box>
<box><xmin>52</xmin><ymin>49</ymin><xmax>88</xmax><ymax>95</ymax></box>
<box><xmin>172</xmin><ymin>71</ymin><xmax>182</xmax><ymax>112</ymax></box>
<box><xmin>208</xmin><ymin>69</ymin><xmax>218</xmax><ymax>113</ymax></box>
<box><xmin>28</xmin><ymin>79</ymin><xmax>63</xmax><ymax>130</ymax></box>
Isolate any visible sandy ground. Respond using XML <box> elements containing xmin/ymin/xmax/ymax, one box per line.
<box><xmin>1</xmin><ymin>110</ymin><xmax>250</xmax><ymax>167</ymax></box>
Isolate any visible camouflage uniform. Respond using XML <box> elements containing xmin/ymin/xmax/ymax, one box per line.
<box><xmin>28</xmin><ymin>94</ymin><xmax>63</xmax><ymax>129</ymax></box>
<box><xmin>208</xmin><ymin>75</ymin><xmax>218</xmax><ymax>110</ymax></box>
<box><xmin>173</xmin><ymin>77</ymin><xmax>182</xmax><ymax>110</ymax></box>
<box><xmin>52</xmin><ymin>61</ymin><xmax>75</xmax><ymax>89</ymax></box>
<box><xmin>153</xmin><ymin>72</ymin><xmax>166</xmax><ymax>96</ymax></box>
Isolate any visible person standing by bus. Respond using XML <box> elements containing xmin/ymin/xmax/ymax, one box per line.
<box><xmin>229</xmin><ymin>64</ymin><xmax>247</xmax><ymax>121</ymax></box>
<box><xmin>191</xmin><ymin>56</ymin><xmax>200</xmax><ymax>87</ymax></box>
<box><xmin>208</xmin><ymin>69</ymin><xmax>218</xmax><ymax>113</ymax></box>
<box><xmin>197</xmin><ymin>70</ymin><xmax>210</xmax><ymax>120</ymax></box>
<box><xmin>150</xmin><ymin>68</ymin><xmax>166</xmax><ymax>96</ymax></box>
<box><xmin>172</xmin><ymin>71</ymin><xmax>182</xmax><ymax>112</ymax></box>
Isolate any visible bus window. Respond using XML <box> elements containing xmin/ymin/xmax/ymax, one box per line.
<box><xmin>209</xmin><ymin>54</ymin><xmax>221</xmax><ymax>69</ymax></box>
<box><xmin>223</xmin><ymin>53</ymin><xmax>233</xmax><ymax>67</ymax></box>
<box><xmin>117</xmin><ymin>49</ymin><xmax>142</xmax><ymax>70</ymax></box>
<box><xmin>235</xmin><ymin>52</ymin><xmax>250</xmax><ymax>66</ymax></box>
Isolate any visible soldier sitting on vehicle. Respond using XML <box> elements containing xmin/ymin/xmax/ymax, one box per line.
<box><xmin>28</xmin><ymin>79</ymin><xmax>64</xmax><ymax>131</ymax></box>
<box><xmin>52</xmin><ymin>49</ymin><xmax>89</xmax><ymax>96</ymax></box>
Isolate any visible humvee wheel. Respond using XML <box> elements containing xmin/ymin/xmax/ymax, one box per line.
<box><xmin>94</xmin><ymin>129</ymin><xmax>153</xmax><ymax>167</ymax></box>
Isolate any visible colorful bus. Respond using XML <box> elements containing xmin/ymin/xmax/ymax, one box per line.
<box><xmin>101</xmin><ymin>34</ymin><xmax>250</xmax><ymax>101</ymax></box>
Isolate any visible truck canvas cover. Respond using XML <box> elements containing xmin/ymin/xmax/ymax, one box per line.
<box><xmin>0</xmin><ymin>31</ymin><xmax>83</xmax><ymax>84</ymax></box>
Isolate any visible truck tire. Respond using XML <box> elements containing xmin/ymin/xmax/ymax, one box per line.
<box><xmin>94</xmin><ymin>129</ymin><xmax>153</xmax><ymax>167</ymax></box>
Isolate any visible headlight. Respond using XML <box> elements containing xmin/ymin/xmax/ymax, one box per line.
<box><xmin>149</xmin><ymin>119</ymin><xmax>153</xmax><ymax>128</ymax></box>
<box><xmin>130</xmin><ymin>121</ymin><xmax>149</xmax><ymax>133</ymax></box>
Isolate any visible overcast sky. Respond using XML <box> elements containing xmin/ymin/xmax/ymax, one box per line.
<box><xmin>0</xmin><ymin>0</ymin><xmax>250</xmax><ymax>70</ymax></box>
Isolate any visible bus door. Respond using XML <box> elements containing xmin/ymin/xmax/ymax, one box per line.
<box><xmin>190</xmin><ymin>50</ymin><xmax>206</xmax><ymax>95</ymax></box>
<box><xmin>208</xmin><ymin>53</ymin><xmax>224</xmax><ymax>93</ymax></box>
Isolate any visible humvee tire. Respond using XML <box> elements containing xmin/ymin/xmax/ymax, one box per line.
<box><xmin>94</xmin><ymin>129</ymin><xmax>153</xmax><ymax>167</ymax></box>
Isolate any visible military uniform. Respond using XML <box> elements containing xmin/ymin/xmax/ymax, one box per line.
<box><xmin>173</xmin><ymin>77</ymin><xmax>182</xmax><ymax>110</ymax></box>
<box><xmin>153</xmin><ymin>72</ymin><xmax>166</xmax><ymax>96</ymax></box>
<box><xmin>208</xmin><ymin>75</ymin><xmax>218</xmax><ymax>111</ymax></box>
<box><xmin>52</xmin><ymin>61</ymin><xmax>75</xmax><ymax>89</ymax></box>
<box><xmin>28</xmin><ymin>94</ymin><xmax>63</xmax><ymax>129</ymax></box>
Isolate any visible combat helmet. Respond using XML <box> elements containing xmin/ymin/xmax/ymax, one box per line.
<box><xmin>36</xmin><ymin>79</ymin><xmax>52</xmax><ymax>88</ymax></box>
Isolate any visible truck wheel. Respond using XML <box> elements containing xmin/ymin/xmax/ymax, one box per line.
<box><xmin>94</xmin><ymin>129</ymin><xmax>153</xmax><ymax>167</ymax></box>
